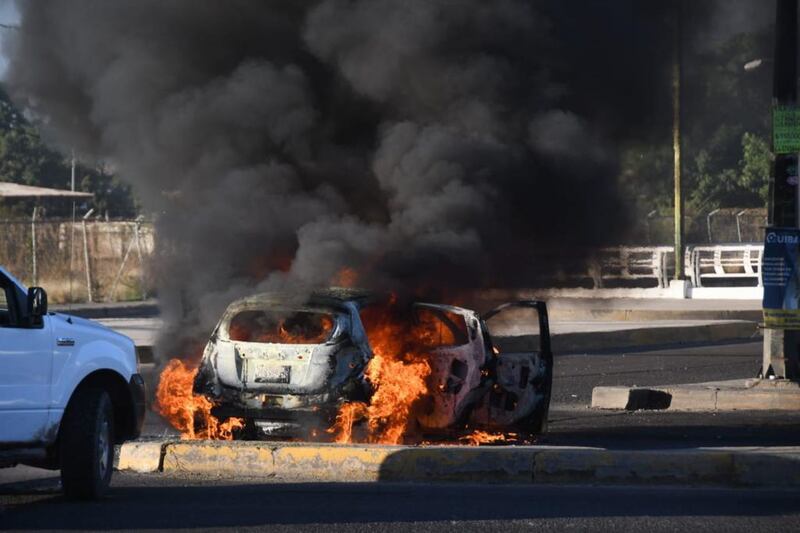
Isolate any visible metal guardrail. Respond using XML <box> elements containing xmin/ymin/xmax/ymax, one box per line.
<box><xmin>592</xmin><ymin>244</ymin><xmax>763</xmax><ymax>288</ymax></box>
<box><xmin>689</xmin><ymin>244</ymin><xmax>762</xmax><ymax>288</ymax></box>
<box><xmin>593</xmin><ymin>246</ymin><xmax>676</xmax><ymax>288</ymax></box>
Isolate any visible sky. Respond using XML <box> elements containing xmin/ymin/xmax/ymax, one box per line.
<box><xmin>0</xmin><ymin>0</ymin><xmax>20</xmax><ymax>78</ymax></box>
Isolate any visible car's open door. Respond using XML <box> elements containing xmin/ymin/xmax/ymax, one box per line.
<box><xmin>469</xmin><ymin>301</ymin><xmax>552</xmax><ymax>434</ymax></box>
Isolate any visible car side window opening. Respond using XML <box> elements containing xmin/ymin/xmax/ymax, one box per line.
<box><xmin>484</xmin><ymin>306</ymin><xmax>541</xmax><ymax>338</ymax></box>
<box><xmin>0</xmin><ymin>284</ymin><xmax>9</xmax><ymax>326</ymax></box>
<box><xmin>413</xmin><ymin>307</ymin><xmax>469</xmax><ymax>348</ymax></box>
<box><xmin>0</xmin><ymin>277</ymin><xmax>42</xmax><ymax>330</ymax></box>
<box><xmin>0</xmin><ymin>280</ymin><xmax>21</xmax><ymax>328</ymax></box>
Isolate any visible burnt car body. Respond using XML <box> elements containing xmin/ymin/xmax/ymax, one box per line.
<box><xmin>193</xmin><ymin>289</ymin><xmax>552</xmax><ymax>440</ymax></box>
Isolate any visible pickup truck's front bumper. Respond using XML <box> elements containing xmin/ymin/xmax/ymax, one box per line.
<box><xmin>129</xmin><ymin>374</ymin><xmax>146</xmax><ymax>439</ymax></box>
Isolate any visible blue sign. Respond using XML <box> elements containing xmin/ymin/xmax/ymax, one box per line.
<box><xmin>763</xmin><ymin>227</ymin><xmax>800</xmax><ymax>328</ymax></box>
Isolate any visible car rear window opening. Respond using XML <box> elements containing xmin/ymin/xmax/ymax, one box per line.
<box><xmin>229</xmin><ymin>310</ymin><xmax>335</xmax><ymax>344</ymax></box>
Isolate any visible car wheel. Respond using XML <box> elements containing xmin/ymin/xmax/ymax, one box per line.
<box><xmin>60</xmin><ymin>388</ymin><xmax>115</xmax><ymax>500</ymax></box>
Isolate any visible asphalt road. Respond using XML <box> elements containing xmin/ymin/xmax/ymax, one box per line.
<box><xmin>2</xmin><ymin>472</ymin><xmax>799</xmax><ymax>532</ymax></box>
<box><xmin>2</xmin><ymin>339</ymin><xmax>799</xmax><ymax>530</ymax></box>
<box><xmin>544</xmin><ymin>340</ymin><xmax>800</xmax><ymax>448</ymax></box>
<box><xmin>552</xmin><ymin>340</ymin><xmax>763</xmax><ymax>406</ymax></box>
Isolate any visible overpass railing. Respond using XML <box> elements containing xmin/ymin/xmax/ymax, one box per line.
<box><xmin>592</xmin><ymin>244</ymin><xmax>763</xmax><ymax>288</ymax></box>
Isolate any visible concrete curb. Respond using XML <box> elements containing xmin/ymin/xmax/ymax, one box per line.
<box><xmin>118</xmin><ymin>440</ymin><xmax>171</xmax><ymax>473</ymax></box>
<box><xmin>117</xmin><ymin>440</ymin><xmax>800</xmax><ymax>488</ymax></box>
<box><xmin>592</xmin><ymin>379</ymin><xmax>800</xmax><ymax>411</ymax></box>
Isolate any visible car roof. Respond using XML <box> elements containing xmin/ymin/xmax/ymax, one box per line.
<box><xmin>222</xmin><ymin>288</ymin><xmax>481</xmax><ymax>321</ymax></box>
<box><xmin>223</xmin><ymin>287</ymin><xmax>374</xmax><ymax>315</ymax></box>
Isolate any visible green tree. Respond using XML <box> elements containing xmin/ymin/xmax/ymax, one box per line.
<box><xmin>79</xmin><ymin>163</ymin><xmax>138</xmax><ymax>217</ymax></box>
<box><xmin>619</xmin><ymin>25</ymin><xmax>772</xmax><ymax>218</ymax></box>
<box><xmin>618</xmin><ymin>142</ymin><xmax>674</xmax><ymax>213</ymax></box>
<box><xmin>0</xmin><ymin>89</ymin><xmax>66</xmax><ymax>189</ymax></box>
<box><xmin>739</xmin><ymin>131</ymin><xmax>770</xmax><ymax>204</ymax></box>
<box><xmin>688</xmin><ymin>132</ymin><xmax>770</xmax><ymax>213</ymax></box>
<box><xmin>0</xmin><ymin>86</ymin><xmax>137</xmax><ymax>218</ymax></box>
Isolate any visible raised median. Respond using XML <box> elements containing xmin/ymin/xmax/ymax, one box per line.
<box><xmin>118</xmin><ymin>440</ymin><xmax>800</xmax><ymax>489</ymax></box>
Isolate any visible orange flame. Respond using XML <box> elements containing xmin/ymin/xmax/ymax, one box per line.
<box><xmin>330</xmin><ymin>402</ymin><xmax>369</xmax><ymax>443</ymax></box>
<box><xmin>329</xmin><ymin>297</ymin><xmax>437</xmax><ymax>444</ymax></box>
<box><xmin>459</xmin><ymin>430</ymin><xmax>508</xmax><ymax>446</ymax></box>
<box><xmin>156</xmin><ymin>359</ymin><xmax>244</xmax><ymax>440</ymax></box>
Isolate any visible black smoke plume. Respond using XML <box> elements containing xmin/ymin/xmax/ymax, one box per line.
<box><xmin>2</xmin><ymin>1</ymin><xmax>767</xmax><ymax>356</ymax></box>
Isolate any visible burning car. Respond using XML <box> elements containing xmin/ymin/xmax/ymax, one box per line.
<box><xmin>191</xmin><ymin>289</ymin><xmax>552</xmax><ymax>442</ymax></box>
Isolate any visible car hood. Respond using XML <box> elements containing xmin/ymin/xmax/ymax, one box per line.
<box><xmin>51</xmin><ymin>312</ymin><xmax>135</xmax><ymax>351</ymax></box>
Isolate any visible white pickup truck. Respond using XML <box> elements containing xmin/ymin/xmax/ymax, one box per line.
<box><xmin>0</xmin><ymin>266</ymin><xmax>145</xmax><ymax>499</ymax></box>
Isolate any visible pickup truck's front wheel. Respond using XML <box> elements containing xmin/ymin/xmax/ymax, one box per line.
<box><xmin>59</xmin><ymin>388</ymin><xmax>115</xmax><ymax>499</ymax></box>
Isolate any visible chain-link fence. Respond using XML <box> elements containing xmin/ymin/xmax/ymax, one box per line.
<box><xmin>642</xmin><ymin>208</ymin><xmax>767</xmax><ymax>245</ymax></box>
<box><xmin>0</xmin><ymin>218</ymin><xmax>155</xmax><ymax>303</ymax></box>
<box><xmin>0</xmin><ymin>207</ymin><xmax>770</xmax><ymax>301</ymax></box>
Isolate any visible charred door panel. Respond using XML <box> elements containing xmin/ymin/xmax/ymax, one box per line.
<box><xmin>413</xmin><ymin>304</ymin><xmax>487</xmax><ymax>430</ymax></box>
<box><xmin>471</xmin><ymin>301</ymin><xmax>553</xmax><ymax>433</ymax></box>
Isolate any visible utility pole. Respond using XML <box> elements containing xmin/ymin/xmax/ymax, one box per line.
<box><xmin>672</xmin><ymin>1</ymin><xmax>684</xmax><ymax>283</ymax></box>
<box><xmin>68</xmin><ymin>151</ymin><xmax>76</xmax><ymax>303</ymax></box>
<box><xmin>763</xmin><ymin>0</ymin><xmax>800</xmax><ymax>380</ymax></box>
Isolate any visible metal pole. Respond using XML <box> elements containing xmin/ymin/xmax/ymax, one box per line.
<box><xmin>646</xmin><ymin>210</ymin><xmax>657</xmax><ymax>245</ymax></box>
<box><xmin>736</xmin><ymin>209</ymin><xmax>746</xmax><ymax>243</ymax></box>
<box><xmin>763</xmin><ymin>0</ymin><xmax>799</xmax><ymax>380</ymax></box>
<box><xmin>109</xmin><ymin>230</ymin><xmax>137</xmax><ymax>302</ymax></box>
<box><xmin>68</xmin><ymin>152</ymin><xmax>76</xmax><ymax>303</ymax></box>
<box><xmin>132</xmin><ymin>218</ymin><xmax>147</xmax><ymax>300</ymax></box>
<box><xmin>707</xmin><ymin>209</ymin><xmax>720</xmax><ymax>244</ymax></box>
<box><xmin>70</xmin><ymin>151</ymin><xmax>75</xmax><ymax>193</ymax></box>
<box><xmin>30</xmin><ymin>206</ymin><xmax>38</xmax><ymax>286</ymax></box>
<box><xmin>672</xmin><ymin>1</ymin><xmax>685</xmax><ymax>281</ymax></box>
<box><xmin>82</xmin><ymin>209</ymin><xmax>95</xmax><ymax>303</ymax></box>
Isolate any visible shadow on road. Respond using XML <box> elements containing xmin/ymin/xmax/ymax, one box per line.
<box><xmin>544</xmin><ymin>409</ymin><xmax>800</xmax><ymax>449</ymax></box>
<box><xmin>2</xmin><ymin>479</ymin><xmax>798</xmax><ymax>530</ymax></box>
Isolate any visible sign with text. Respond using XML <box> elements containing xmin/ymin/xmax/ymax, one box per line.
<box><xmin>773</xmin><ymin>105</ymin><xmax>800</xmax><ymax>154</ymax></box>
<box><xmin>763</xmin><ymin>227</ymin><xmax>800</xmax><ymax>328</ymax></box>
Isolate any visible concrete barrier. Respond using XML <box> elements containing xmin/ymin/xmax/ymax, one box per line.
<box><xmin>118</xmin><ymin>440</ymin><xmax>800</xmax><ymax>488</ymax></box>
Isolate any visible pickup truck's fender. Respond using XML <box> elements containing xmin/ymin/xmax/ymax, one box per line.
<box><xmin>46</xmin><ymin>314</ymin><xmax>142</xmax><ymax>445</ymax></box>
